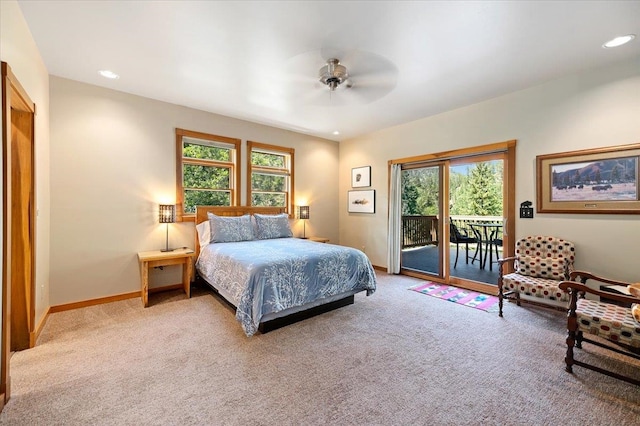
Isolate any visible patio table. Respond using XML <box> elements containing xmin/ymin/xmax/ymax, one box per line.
<box><xmin>469</xmin><ymin>223</ymin><xmax>503</xmax><ymax>271</ymax></box>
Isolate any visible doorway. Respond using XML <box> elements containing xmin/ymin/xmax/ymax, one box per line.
<box><xmin>393</xmin><ymin>141</ymin><xmax>516</xmax><ymax>295</ymax></box>
<box><xmin>1</xmin><ymin>62</ymin><xmax>37</xmax><ymax>407</ymax></box>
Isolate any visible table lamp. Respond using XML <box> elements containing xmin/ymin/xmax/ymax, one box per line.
<box><xmin>159</xmin><ymin>204</ymin><xmax>176</xmax><ymax>252</ymax></box>
<box><xmin>298</xmin><ymin>205</ymin><xmax>310</xmax><ymax>239</ymax></box>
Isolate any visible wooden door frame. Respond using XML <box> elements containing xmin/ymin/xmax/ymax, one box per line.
<box><xmin>1</xmin><ymin>61</ymin><xmax>37</xmax><ymax>408</ymax></box>
<box><xmin>390</xmin><ymin>140</ymin><xmax>516</xmax><ymax>295</ymax></box>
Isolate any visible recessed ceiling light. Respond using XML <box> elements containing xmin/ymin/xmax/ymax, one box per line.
<box><xmin>98</xmin><ymin>70</ymin><xmax>120</xmax><ymax>79</ymax></box>
<box><xmin>333</xmin><ymin>131</ymin><xmax>340</xmax><ymax>135</ymax></box>
<box><xmin>602</xmin><ymin>34</ymin><xmax>636</xmax><ymax>48</ymax></box>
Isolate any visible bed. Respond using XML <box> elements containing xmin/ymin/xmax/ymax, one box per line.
<box><xmin>194</xmin><ymin>206</ymin><xmax>377</xmax><ymax>336</ymax></box>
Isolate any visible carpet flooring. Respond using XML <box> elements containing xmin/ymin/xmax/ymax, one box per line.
<box><xmin>0</xmin><ymin>273</ymin><xmax>638</xmax><ymax>425</ymax></box>
<box><xmin>409</xmin><ymin>282</ymin><xmax>500</xmax><ymax>312</ymax></box>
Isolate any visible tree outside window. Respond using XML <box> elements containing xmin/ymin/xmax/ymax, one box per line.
<box><xmin>247</xmin><ymin>141</ymin><xmax>294</xmax><ymax>215</ymax></box>
<box><xmin>176</xmin><ymin>128</ymin><xmax>240</xmax><ymax>221</ymax></box>
<box><xmin>402</xmin><ymin>160</ymin><xmax>503</xmax><ymax>216</ymax></box>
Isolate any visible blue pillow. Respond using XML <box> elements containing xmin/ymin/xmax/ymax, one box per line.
<box><xmin>254</xmin><ymin>213</ymin><xmax>293</xmax><ymax>239</ymax></box>
<box><xmin>207</xmin><ymin>213</ymin><xmax>255</xmax><ymax>243</ymax></box>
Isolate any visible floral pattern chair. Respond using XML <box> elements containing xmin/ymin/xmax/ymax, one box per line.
<box><xmin>559</xmin><ymin>271</ymin><xmax>640</xmax><ymax>386</ymax></box>
<box><xmin>497</xmin><ymin>235</ymin><xmax>575</xmax><ymax>317</ymax></box>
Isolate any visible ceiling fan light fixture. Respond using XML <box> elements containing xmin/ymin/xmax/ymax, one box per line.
<box><xmin>319</xmin><ymin>58</ymin><xmax>349</xmax><ymax>91</ymax></box>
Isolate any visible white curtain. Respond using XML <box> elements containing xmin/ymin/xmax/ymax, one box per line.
<box><xmin>387</xmin><ymin>163</ymin><xmax>402</xmax><ymax>274</ymax></box>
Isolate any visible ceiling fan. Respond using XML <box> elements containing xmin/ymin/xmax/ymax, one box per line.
<box><xmin>318</xmin><ymin>58</ymin><xmax>352</xmax><ymax>91</ymax></box>
<box><xmin>285</xmin><ymin>49</ymin><xmax>398</xmax><ymax>106</ymax></box>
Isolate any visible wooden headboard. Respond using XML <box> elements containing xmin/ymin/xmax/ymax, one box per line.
<box><xmin>194</xmin><ymin>206</ymin><xmax>287</xmax><ymax>257</ymax></box>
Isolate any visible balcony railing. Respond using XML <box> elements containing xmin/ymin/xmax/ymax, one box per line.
<box><xmin>450</xmin><ymin>215</ymin><xmax>503</xmax><ymax>238</ymax></box>
<box><xmin>401</xmin><ymin>215</ymin><xmax>503</xmax><ymax>249</ymax></box>
<box><xmin>402</xmin><ymin>215</ymin><xmax>438</xmax><ymax>248</ymax></box>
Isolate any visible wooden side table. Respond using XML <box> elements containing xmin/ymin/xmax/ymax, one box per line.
<box><xmin>137</xmin><ymin>248</ymin><xmax>194</xmax><ymax>307</ymax></box>
<box><xmin>309</xmin><ymin>237</ymin><xmax>329</xmax><ymax>243</ymax></box>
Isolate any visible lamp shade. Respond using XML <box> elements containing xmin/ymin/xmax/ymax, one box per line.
<box><xmin>159</xmin><ymin>204</ymin><xmax>176</xmax><ymax>224</ymax></box>
<box><xmin>298</xmin><ymin>205</ymin><xmax>310</xmax><ymax>220</ymax></box>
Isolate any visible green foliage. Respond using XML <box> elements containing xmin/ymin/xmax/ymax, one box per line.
<box><xmin>252</xmin><ymin>173</ymin><xmax>285</xmax><ymax>192</ymax></box>
<box><xmin>182</xmin><ymin>140</ymin><xmax>234</xmax><ymax>213</ymax></box>
<box><xmin>465</xmin><ymin>162</ymin><xmax>502</xmax><ymax>216</ymax></box>
<box><xmin>449</xmin><ymin>167</ymin><xmax>473</xmax><ymax>215</ymax></box>
<box><xmin>183</xmin><ymin>164</ymin><xmax>229</xmax><ymax>189</ymax></box>
<box><xmin>183</xmin><ymin>142</ymin><xmax>230</xmax><ymax>161</ymax></box>
<box><xmin>250</xmin><ymin>150</ymin><xmax>290</xmax><ymax>207</ymax></box>
<box><xmin>401</xmin><ymin>182</ymin><xmax>419</xmax><ymax>215</ymax></box>
<box><xmin>401</xmin><ymin>168</ymin><xmax>439</xmax><ymax>215</ymax></box>
<box><xmin>252</xmin><ymin>151</ymin><xmax>285</xmax><ymax>168</ymax></box>
<box><xmin>252</xmin><ymin>193</ymin><xmax>286</xmax><ymax>206</ymax></box>
<box><xmin>184</xmin><ymin>190</ymin><xmax>230</xmax><ymax>213</ymax></box>
<box><xmin>402</xmin><ymin>161</ymin><xmax>503</xmax><ymax>216</ymax></box>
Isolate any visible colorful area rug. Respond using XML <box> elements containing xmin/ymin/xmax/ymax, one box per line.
<box><xmin>409</xmin><ymin>282</ymin><xmax>499</xmax><ymax>313</ymax></box>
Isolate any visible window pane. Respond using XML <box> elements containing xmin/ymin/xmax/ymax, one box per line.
<box><xmin>251</xmin><ymin>172</ymin><xmax>285</xmax><ymax>192</ymax></box>
<box><xmin>184</xmin><ymin>190</ymin><xmax>231</xmax><ymax>213</ymax></box>
<box><xmin>184</xmin><ymin>142</ymin><xmax>231</xmax><ymax>161</ymax></box>
<box><xmin>252</xmin><ymin>192</ymin><xmax>286</xmax><ymax>207</ymax></box>
<box><xmin>184</xmin><ymin>164</ymin><xmax>230</xmax><ymax>189</ymax></box>
<box><xmin>252</xmin><ymin>151</ymin><xmax>285</xmax><ymax>168</ymax></box>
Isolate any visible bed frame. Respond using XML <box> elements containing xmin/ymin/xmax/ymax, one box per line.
<box><xmin>194</xmin><ymin>206</ymin><xmax>356</xmax><ymax>334</ymax></box>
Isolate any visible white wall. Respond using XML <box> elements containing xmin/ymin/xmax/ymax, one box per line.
<box><xmin>339</xmin><ymin>58</ymin><xmax>640</xmax><ymax>283</ymax></box>
<box><xmin>49</xmin><ymin>77</ymin><xmax>338</xmax><ymax>306</ymax></box>
<box><xmin>0</xmin><ymin>0</ymin><xmax>51</xmax><ymax>326</ymax></box>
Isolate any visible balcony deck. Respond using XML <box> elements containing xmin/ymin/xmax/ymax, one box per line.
<box><xmin>400</xmin><ymin>214</ymin><xmax>503</xmax><ymax>285</ymax></box>
<box><xmin>401</xmin><ymin>244</ymin><xmax>500</xmax><ymax>285</ymax></box>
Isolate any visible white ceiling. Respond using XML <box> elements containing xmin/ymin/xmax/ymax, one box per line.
<box><xmin>17</xmin><ymin>1</ymin><xmax>640</xmax><ymax>141</ymax></box>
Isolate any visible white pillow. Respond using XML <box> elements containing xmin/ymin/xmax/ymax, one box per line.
<box><xmin>196</xmin><ymin>221</ymin><xmax>211</xmax><ymax>248</ymax></box>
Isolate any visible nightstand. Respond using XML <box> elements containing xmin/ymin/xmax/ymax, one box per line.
<box><xmin>137</xmin><ymin>248</ymin><xmax>194</xmax><ymax>307</ymax></box>
<box><xmin>309</xmin><ymin>237</ymin><xmax>329</xmax><ymax>243</ymax></box>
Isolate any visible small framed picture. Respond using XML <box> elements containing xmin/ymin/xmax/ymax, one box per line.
<box><xmin>351</xmin><ymin>166</ymin><xmax>371</xmax><ymax>187</ymax></box>
<box><xmin>348</xmin><ymin>190</ymin><xmax>375</xmax><ymax>214</ymax></box>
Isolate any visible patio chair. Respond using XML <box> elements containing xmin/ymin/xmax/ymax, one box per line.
<box><xmin>487</xmin><ymin>234</ymin><xmax>503</xmax><ymax>271</ymax></box>
<box><xmin>559</xmin><ymin>271</ymin><xmax>640</xmax><ymax>386</ymax></box>
<box><xmin>497</xmin><ymin>235</ymin><xmax>575</xmax><ymax>317</ymax></box>
<box><xmin>449</xmin><ymin>222</ymin><xmax>478</xmax><ymax>268</ymax></box>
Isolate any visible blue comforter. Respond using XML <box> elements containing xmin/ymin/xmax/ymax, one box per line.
<box><xmin>196</xmin><ymin>238</ymin><xmax>376</xmax><ymax>336</ymax></box>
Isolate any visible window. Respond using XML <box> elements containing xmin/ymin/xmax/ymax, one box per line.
<box><xmin>247</xmin><ymin>141</ymin><xmax>294</xmax><ymax>215</ymax></box>
<box><xmin>176</xmin><ymin>128</ymin><xmax>240</xmax><ymax>221</ymax></box>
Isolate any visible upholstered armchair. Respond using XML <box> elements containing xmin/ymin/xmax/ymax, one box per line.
<box><xmin>559</xmin><ymin>271</ymin><xmax>640</xmax><ymax>386</ymax></box>
<box><xmin>497</xmin><ymin>235</ymin><xmax>575</xmax><ymax>317</ymax></box>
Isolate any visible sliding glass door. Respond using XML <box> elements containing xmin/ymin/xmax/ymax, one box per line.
<box><xmin>395</xmin><ymin>141</ymin><xmax>515</xmax><ymax>295</ymax></box>
<box><xmin>400</xmin><ymin>164</ymin><xmax>444</xmax><ymax>277</ymax></box>
<box><xmin>448</xmin><ymin>155</ymin><xmax>505</xmax><ymax>290</ymax></box>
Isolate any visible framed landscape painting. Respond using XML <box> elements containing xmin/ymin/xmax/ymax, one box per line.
<box><xmin>536</xmin><ymin>143</ymin><xmax>640</xmax><ymax>214</ymax></box>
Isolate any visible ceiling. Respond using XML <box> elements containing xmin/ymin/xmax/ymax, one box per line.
<box><xmin>17</xmin><ymin>1</ymin><xmax>640</xmax><ymax>142</ymax></box>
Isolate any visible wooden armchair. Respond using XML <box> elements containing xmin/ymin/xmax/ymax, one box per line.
<box><xmin>497</xmin><ymin>235</ymin><xmax>575</xmax><ymax>317</ymax></box>
<box><xmin>558</xmin><ymin>271</ymin><xmax>640</xmax><ymax>386</ymax></box>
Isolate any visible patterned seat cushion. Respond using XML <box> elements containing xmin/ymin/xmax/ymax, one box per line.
<box><xmin>576</xmin><ymin>299</ymin><xmax>640</xmax><ymax>349</ymax></box>
<box><xmin>516</xmin><ymin>236</ymin><xmax>575</xmax><ymax>279</ymax></box>
<box><xmin>502</xmin><ymin>272</ymin><xmax>570</xmax><ymax>302</ymax></box>
<box><xmin>500</xmin><ymin>236</ymin><xmax>575</xmax><ymax>304</ymax></box>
